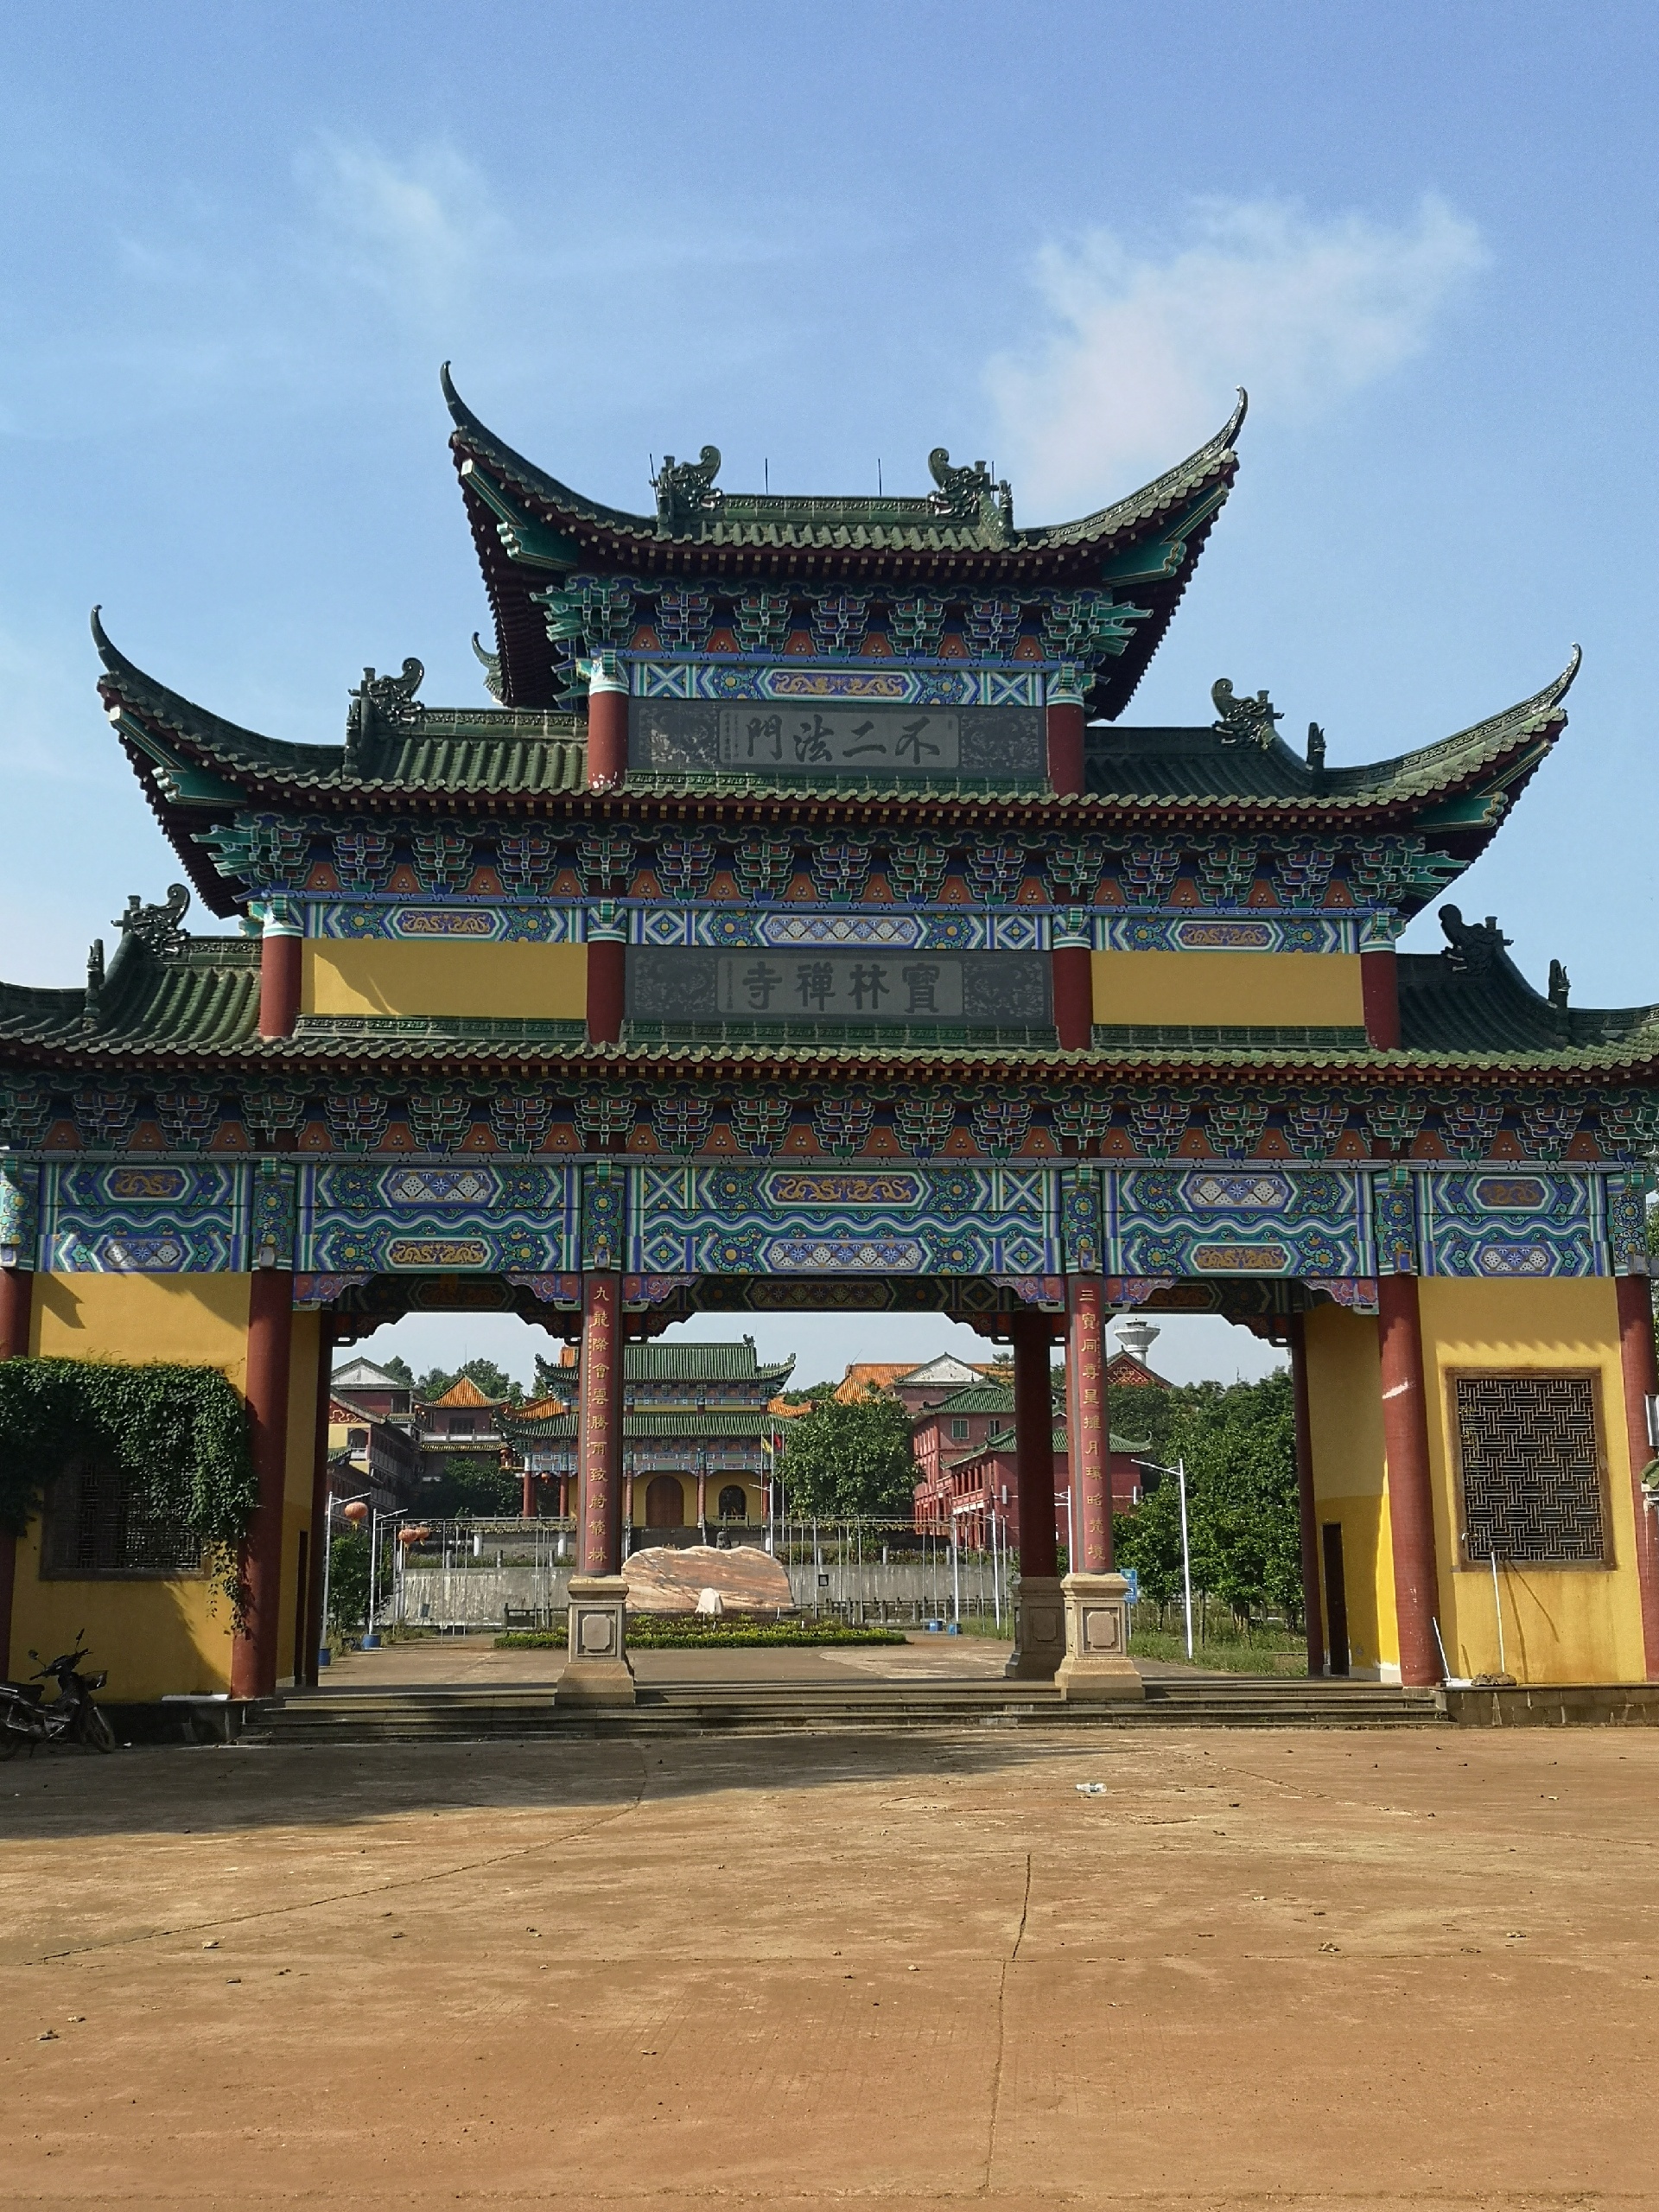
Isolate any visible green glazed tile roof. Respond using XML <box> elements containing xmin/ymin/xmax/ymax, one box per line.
<box><xmin>443</xmin><ymin>366</ymin><xmax>1243</xmax><ymax>717</ymax></box>
<box><xmin>505</xmin><ymin>1408</ymin><xmax>778</xmax><ymax>1441</ymax></box>
<box><xmin>1084</xmin><ymin>652</ymin><xmax>1579</xmax><ymax>820</ymax></box>
<box><xmin>968</xmin><ymin>1425</ymin><xmax>1149</xmax><ymax>1458</ymax></box>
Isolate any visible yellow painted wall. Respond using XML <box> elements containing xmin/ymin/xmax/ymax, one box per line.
<box><xmin>277</xmin><ymin>1311</ymin><xmax>323</xmax><ymax>1688</ymax></box>
<box><xmin>1418</xmin><ymin>1278</ymin><xmax>1645</xmax><ymax>1686</ymax></box>
<box><xmin>10</xmin><ymin>1273</ymin><xmax>252</xmax><ymax>1696</ymax></box>
<box><xmin>302</xmin><ymin>940</ymin><xmax>587</xmax><ymax>1020</ymax></box>
<box><xmin>1303</xmin><ymin>1304</ymin><xmax>1398</xmax><ymax>1675</ymax></box>
<box><xmin>1090</xmin><ymin>950</ymin><xmax>1364</xmax><ymax>1028</ymax></box>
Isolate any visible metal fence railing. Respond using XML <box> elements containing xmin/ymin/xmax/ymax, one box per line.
<box><xmin>355</xmin><ymin>1513</ymin><xmax>1021</xmax><ymax>1634</ymax></box>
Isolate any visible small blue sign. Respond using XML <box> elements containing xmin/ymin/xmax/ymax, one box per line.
<box><xmin>1122</xmin><ymin>1567</ymin><xmax>1140</xmax><ymax>1605</ymax></box>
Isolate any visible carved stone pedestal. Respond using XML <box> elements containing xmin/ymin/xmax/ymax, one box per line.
<box><xmin>1004</xmin><ymin>1573</ymin><xmax>1066</xmax><ymax>1681</ymax></box>
<box><xmin>1056</xmin><ymin>1571</ymin><xmax>1145</xmax><ymax>1700</ymax></box>
<box><xmin>554</xmin><ymin>1575</ymin><xmax>635</xmax><ymax>1706</ymax></box>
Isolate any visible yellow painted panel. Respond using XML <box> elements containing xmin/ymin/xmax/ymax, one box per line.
<box><xmin>1090</xmin><ymin>950</ymin><xmax>1364</xmax><ymax>1027</ymax></box>
<box><xmin>302</xmin><ymin>940</ymin><xmax>588</xmax><ymax>1020</ymax></box>
<box><xmin>10</xmin><ymin>1522</ymin><xmax>234</xmax><ymax>1699</ymax></box>
<box><xmin>278</xmin><ymin>1311</ymin><xmax>323</xmax><ymax>1687</ymax></box>
<box><xmin>31</xmin><ymin>1270</ymin><xmax>251</xmax><ymax>1375</ymax></box>
<box><xmin>1303</xmin><ymin>1305</ymin><xmax>1396</xmax><ymax>1675</ymax></box>
<box><xmin>1419</xmin><ymin>1278</ymin><xmax>1645</xmax><ymax>1686</ymax></box>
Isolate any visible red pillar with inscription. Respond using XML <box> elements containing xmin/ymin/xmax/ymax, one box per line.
<box><xmin>1288</xmin><ymin>1313</ymin><xmax>1325</xmax><ymax>1677</ymax></box>
<box><xmin>1376</xmin><ymin>1274</ymin><xmax>1441</xmax><ymax>1687</ymax></box>
<box><xmin>1068</xmin><ymin>1275</ymin><xmax>1111</xmax><ymax>1573</ymax></box>
<box><xmin>0</xmin><ymin>1264</ymin><xmax>35</xmax><ymax>1681</ymax></box>
<box><xmin>232</xmin><ymin>1268</ymin><xmax>294</xmax><ymax>1700</ymax></box>
<box><xmin>578</xmin><ymin>1273</ymin><xmax>624</xmax><ymax>1575</ymax></box>
<box><xmin>1615</xmin><ymin>1274</ymin><xmax>1659</xmax><ymax>1680</ymax></box>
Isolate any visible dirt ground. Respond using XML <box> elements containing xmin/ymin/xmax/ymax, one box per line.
<box><xmin>3</xmin><ymin>1714</ymin><xmax>1657</xmax><ymax>2211</ymax></box>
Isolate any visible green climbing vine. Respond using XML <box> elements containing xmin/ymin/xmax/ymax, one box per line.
<box><xmin>0</xmin><ymin>1358</ymin><xmax>257</xmax><ymax>1602</ymax></box>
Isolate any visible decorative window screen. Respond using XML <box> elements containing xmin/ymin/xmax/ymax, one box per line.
<box><xmin>42</xmin><ymin>1459</ymin><xmax>201</xmax><ymax>1580</ymax></box>
<box><xmin>1452</xmin><ymin>1372</ymin><xmax>1606</xmax><ymax>1566</ymax></box>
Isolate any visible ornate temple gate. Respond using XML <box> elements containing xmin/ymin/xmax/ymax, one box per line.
<box><xmin>5</xmin><ymin>372</ymin><xmax>1659</xmax><ymax>1707</ymax></box>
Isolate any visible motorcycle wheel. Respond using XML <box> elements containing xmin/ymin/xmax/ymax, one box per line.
<box><xmin>78</xmin><ymin>1706</ymin><xmax>116</xmax><ymax>1753</ymax></box>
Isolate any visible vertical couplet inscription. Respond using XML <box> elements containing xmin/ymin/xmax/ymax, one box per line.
<box><xmin>1069</xmin><ymin>1274</ymin><xmax>1110</xmax><ymax>1573</ymax></box>
<box><xmin>580</xmin><ymin>1274</ymin><xmax>623</xmax><ymax>1575</ymax></box>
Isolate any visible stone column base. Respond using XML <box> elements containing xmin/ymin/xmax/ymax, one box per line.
<box><xmin>554</xmin><ymin>1575</ymin><xmax>636</xmax><ymax>1706</ymax></box>
<box><xmin>1005</xmin><ymin>1574</ymin><xmax>1066</xmax><ymax>1681</ymax></box>
<box><xmin>1056</xmin><ymin>1572</ymin><xmax>1145</xmax><ymax>1700</ymax></box>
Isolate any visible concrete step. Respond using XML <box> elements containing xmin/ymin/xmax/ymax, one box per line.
<box><xmin>251</xmin><ymin>1675</ymin><xmax>1437</xmax><ymax>1744</ymax></box>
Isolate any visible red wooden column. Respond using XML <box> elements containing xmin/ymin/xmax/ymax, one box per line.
<box><xmin>1376</xmin><ymin>1274</ymin><xmax>1441</xmax><ymax>1686</ymax></box>
<box><xmin>1068</xmin><ymin>1275</ymin><xmax>1112</xmax><ymax>1572</ymax></box>
<box><xmin>1052</xmin><ymin>912</ymin><xmax>1094</xmax><ymax>1052</ymax></box>
<box><xmin>586</xmin><ymin>657</ymin><xmax>629</xmax><ymax>790</ymax></box>
<box><xmin>232</xmin><ymin>1268</ymin><xmax>295</xmax><ymax>1700</ymax></box>
<box><xmin>1010</xmin><ymin>1309</ymin><xmax>1058</xmax><ymax>1578</ymax></box>
<box><xmin>577</xmin><ymin>1273</ymin><xmax>625</xmax><ymax>1575</ymax></box>
<box><xmin>1287</xmin><ymin>1313</ymin><xmax>1325</xmax><ymax>1677</ymax></box>
<box><xmin>257</xmin><ymin>906</ymin><xmax>302</xmax><ymax>1039</ymax></box>
<box><xmin>587</xmin><ymin>895</ymin><xmax>627</xmax><ymax>1047</ymax></box>
<box><xmin>1615</xmin><ymin>1274</ymin><xmax>1659</xmax><ymax>1680</ymax></box>
<box><xmin>1046</xmin><ymin>695</ymin><xmax>1086</xmax><ymax>798</ymax></box>
<box><xmin>1360</xmin><ymin>934</ymin><xmax>1401</xmax><ymax>1048</ymax></box>
<box><xmin>0</xmin><ymin>1265</ymin><xmax>35</xmax><ymax>1682</ymax></box>
<box><xmin>301</xmin><ymin>1313</ymin><xmax>334</xmax><ymax>1688</ymax></box>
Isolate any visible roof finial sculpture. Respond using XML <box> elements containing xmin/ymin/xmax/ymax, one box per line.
<box><xmin>652</xmin><ymin>447</ymin><xmax>723</xmax><ymax>527</ymax></box>
<box><xmin>346</xmin><ymin>659</ymin><xmax>425</xmax><ymax>764</ymax></box>
<box><xmin>1548</xmin><ymin>958</ymin><xmax>1571</xmax><ymax>1012</ymax></box>
<box><xmin>1211</xmin><ymin>679</ymin><xmax>1283</xmax><ymax>749</ymax></box>
<box><xmin>113</xmin><ymin>884</ymin><xmax>190</xmax><ymax>957</ymax></box>
<box><xmin>1306</xmin><ymin>721</ymin><xmax>1326</xmax><ymax>772</ymax></box>
<box><xmin>1439</xmin><ymin>904</ymin><xmax>1513</xmax><ymax>975</ymax></box>
<box><xmin>926</xmin><ymin>448</ymin><xmax>1014</xmax><ymax>541</ymax></box>
<box><xmin>472</xmin><ymin>632</ymin><xmax>504</xmax><ymax>702</ymax></box>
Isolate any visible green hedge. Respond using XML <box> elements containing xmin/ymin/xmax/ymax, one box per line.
<box><xmin>496</xmin><ymin>1617</ymin><xmax>906</xmax><ymax>1649</ymax></box>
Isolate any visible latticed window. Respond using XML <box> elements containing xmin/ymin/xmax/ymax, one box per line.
<box><xmin>1450</xmin><ymin>1372</ymin><xmax>1608</xmax><ymax>1567</ymax></box>
<box><xmin>42</xmin><ymin>1459</ymin><xmax>201</xmax><ymax>1580</ymax></box>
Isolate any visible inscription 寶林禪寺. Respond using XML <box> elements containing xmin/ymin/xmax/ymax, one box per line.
<box><xmin>384</xmin><ymin>1238</ymin><xmax>491</xmax><ymax>1269</ymax></box>
<box><xmin>763</xmin><ymin>1171</ymin><xmax>923</xmax><ymax>1208</ymax></box>
<box><xmin>716</xmin><ymin>952</ymin><xmax>965</xmax><ymax>1020</ymax></box>
<box><xmin>718</xmin><ymin>706</ymin><xmax>961</xmax><ymax>772</ymax></box>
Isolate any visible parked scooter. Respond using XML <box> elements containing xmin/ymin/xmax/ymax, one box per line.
<box><xmin>0</xmin><ymin>1636</ymin><xmax>114</xmax><ymax>1755</ymax></box>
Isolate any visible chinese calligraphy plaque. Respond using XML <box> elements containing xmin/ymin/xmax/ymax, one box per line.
<box><xmin>628</xmin><ymin>948</ymin><xmax>1052</xmax><ymax>1027</ymax></box>
<box><xmin>629</xmin><ymin>700</ymin><xmax>1043</xmax><ymax>779</ymax></box>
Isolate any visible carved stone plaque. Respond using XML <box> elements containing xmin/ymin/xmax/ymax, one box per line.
<box><xmin>627</xmin><ymin>947</ymin><xmax>1052</xmax><ymax>1027</ymax></box>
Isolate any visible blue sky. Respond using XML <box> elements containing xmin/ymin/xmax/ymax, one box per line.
<box><xmin>3</xmin><ymin>1</ymin><xmax>1654</xmax><ymax>1386</ymax></box>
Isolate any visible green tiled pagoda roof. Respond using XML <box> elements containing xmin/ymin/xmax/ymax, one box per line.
<box><xmin>1084</xmin><ymin>651</ymin><xmax>1579</xmax><ymax>824</ymax></box>
<box><xmin>621</xmin><ymin>1340</ymin><xmax>794</xmax><ymax>1384</ymax></box>
<box><xmin>505</xmin><ymin>1408</ymin><xmax>779</xmax><ymax>1441</ymax></box>
<box><xmin>967</xmin><ymin>1424</ymin><xmax>1150</xmax><ymax>1458</ymax></box>
<box><xmin>444</xmin><ymin>366</ymin><xmax>1244</xmax><ymax>715</ymax></box>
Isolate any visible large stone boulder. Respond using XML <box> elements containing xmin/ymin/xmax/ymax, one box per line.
<box><xmin>622</xmin><ymin>1543</ymin><xmax>793</xmax><ymax>1618</ymax></box>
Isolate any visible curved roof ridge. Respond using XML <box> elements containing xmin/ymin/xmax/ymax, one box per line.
<box><xmin>1033</xmin><ymin>389</ymin><xmax>1247</xmax><ymax>546</ymax></box>
<box><xmin>1321</xmin><ymin>647</ymin><xmax>1580</xmax><ymax>793</ymax></box>
<box><xmin>92</xmin><ymin>609</ymin><xmax>342</xmax><ymax>773</ymax></box>
<box><xmin>443</xmin><ymin>363</ymin><xmax>656</xmax><ymax>536</ymax></box>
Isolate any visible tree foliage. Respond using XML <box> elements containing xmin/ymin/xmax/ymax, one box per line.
<box><xmin>414</xmin><ymin>1357</ymin><xmax>524</xmax><ymax>1406</ymax></box>
<box><xmin>780</xmin><ymin>1393</ymin><xmax>918</xmax><ymax>1517</ymax></box>
<box><xmin>418</xmin><ymin>1455</ymin><xmax>523</xmax><ymax>1519</ymax></box>
<box><xmin>0</xmin><ymin>1357</ymin><xmax>257</xmax><ymax>1601</ymax></box>
<box><xmin>1111</xmin><ymin>1370</ymin><xmax>1301</xmax><ymax>1627</ymax></box>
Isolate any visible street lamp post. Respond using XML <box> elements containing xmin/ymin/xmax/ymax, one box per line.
<box><xmin>1134</xmin><ymin>1455</ymin><xmax>1194</xmax><ymax>1661</ymax></box>
<box><xmin>318</xmin><ymin>1485</ymin><xmax>372</xmax><ymax>1669</ymax></box>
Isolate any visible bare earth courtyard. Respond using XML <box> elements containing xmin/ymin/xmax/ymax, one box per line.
<box><xmin>3</xmin><ymin>1696</ymin><xmax>1657</xmax><ymax>2211</ymax></box>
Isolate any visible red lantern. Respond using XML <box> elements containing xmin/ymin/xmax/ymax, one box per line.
<box><xmin>341</xmin><ymin>1500</ymin><xmax>369</xmax><ymax>1525</ymax></box>
<box><xmin>397</xmin><ymin>1524</ymin><xmax>425</xmax><ymax>1547</ymax></box>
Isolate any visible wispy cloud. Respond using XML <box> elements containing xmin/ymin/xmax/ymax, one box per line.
<box><xmin>295</xmin><ymin>137</ymin><xmax>507</xmax><ymax>328</ymax></box>
<box><xmin>988</xmin><ymin>196</ymin><xmax>1487</xmax><ymax>515</ymax></box>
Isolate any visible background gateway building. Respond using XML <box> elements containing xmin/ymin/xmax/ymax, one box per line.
<box><xmin>2</xmin><ymin>373</ymin><xmax>1657</xmax><ymax>1699</ymax></box>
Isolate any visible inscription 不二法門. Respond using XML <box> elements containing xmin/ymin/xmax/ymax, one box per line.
<box><xmin>718</xmin><ymin>707</ymin><xmax>960</xmax><ymax>772</ymax></box>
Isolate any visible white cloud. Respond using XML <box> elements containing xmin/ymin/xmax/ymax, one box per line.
<box><xmin>295</xmin><ymin>137</ymin><xmax>508</xmax><ymax>327</ymax></box>
<box><xmin>988</xmin><ymin>196</ymin><xmax>1487</xmax><ymax>515</ymax></box>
